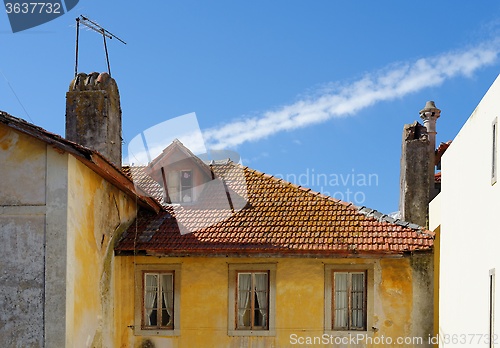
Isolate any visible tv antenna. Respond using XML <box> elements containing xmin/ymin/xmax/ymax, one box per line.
<box><xmin>74</xmin><ymin>15</ymin><xmax>126</xmax><ymax>77</ymax></box>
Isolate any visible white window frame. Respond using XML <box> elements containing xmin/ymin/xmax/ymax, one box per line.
<box><xmin>324</xmin><ymin>264</ymin><xmax>374</xmax><ymax>336</ymax></box>
<box><xmin>490</xmin><ymin>268</ymin><xmax>496</xmax><ymax>348</ymax></box>
<box><xmin>492</xmin><ymin>118</ymin><xmax>497</xmax><ymax>185</ymax></box>
<box><xmin>228</xmin><ymin>263</ymin><xmax>276</xmax><ymax>336</ymax></box>
<box><xmin>134</xmin><ymin>264</ymin><xmax>181</xmax><ymax>336</ymax></box>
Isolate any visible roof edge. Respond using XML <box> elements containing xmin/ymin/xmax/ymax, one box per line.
<box><xmin>115</xmin><ymin>249</ymin><xmax>433</xmax><ymax>258</ymax></box>
<box><xmin>0</xmin><ymin>111</ymin><xmax>162</xmax><ymax>213</ymax></box>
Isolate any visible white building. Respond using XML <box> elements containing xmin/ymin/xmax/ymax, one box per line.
<box><xmin>431</xmin><ymin>74</ymin><xmax>500</xmax><ymax>347</ymax></box>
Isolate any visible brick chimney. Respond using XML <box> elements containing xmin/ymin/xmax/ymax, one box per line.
<box><xmin>65</xmin><ymin>72</ymin><xmax>122</xmax><ymax>167</ymax></box>
<box><xmin>399</xmin><ymin>101</ymin><xmax>441</xmax><ymax>227</ymax></box>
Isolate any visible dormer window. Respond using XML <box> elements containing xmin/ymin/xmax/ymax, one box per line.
<box><xmin>145</xmin><ymin>139</ymin><xmax>213</xmax><ymax>206</ymax></box>
<box><xmin>167</xmin><ymin>170</ymin><xmax>193</xmax><ymax>203</ymax></box>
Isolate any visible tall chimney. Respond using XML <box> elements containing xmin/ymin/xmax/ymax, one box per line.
<box><xmin>65</xmin><ymin>72</ymin><xmax>122</xmax><ymax>167</ymax></box>
<box><xmin>399</xmin><ymin>121</ymin><xmax>430</xmax><ymax>227</ymax></box>
<box><xmin>399</xmin><ymin>101</ymin><xmax>440</xmax><ymax>227</ymax></box>
<box><xmin>419</xmin><ymin>101</ymin><xmax>441</xmax><ymax>202</ymax></box>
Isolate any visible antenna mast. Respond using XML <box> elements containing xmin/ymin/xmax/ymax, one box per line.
<box><xmin>74</xmin><ymin>15</ymin><xmax>126</xmax><ymax>77</ymax></box>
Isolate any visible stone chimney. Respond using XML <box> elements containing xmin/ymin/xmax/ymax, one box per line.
<box><xmin>65</xmin><ymin>72</ymin><xmax>122</xmax><ymax>167</ymax></box>
<box><xmin>419</xmin><ymin>101</ymin><xmax>441</xmax><ymax>202</ymax></box>
<box><xmin>399</xmin><ymin>101</ymin><xmax>441</xmax><ymax>227</ymax></box>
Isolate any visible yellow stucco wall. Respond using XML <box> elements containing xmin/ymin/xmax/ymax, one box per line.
<box><xmin>67</xmin><ymin>157</ymin><xmax>138</xmax><ymax>348</ymax></box>
<box><xmin>0</xmin><ymin>123</ymin><xmax>47</xmax><ymax>205</ymax></box>
<box><xmin>114</xmin><ymin>255</ymin><xmax>432</xmax><ymax>348</ymax></box>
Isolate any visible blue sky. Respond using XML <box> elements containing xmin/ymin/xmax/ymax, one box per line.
<box><xmin>2</xmin><ymin>1</ymin><xmax>500</xmax><ymax>214</ymax></box>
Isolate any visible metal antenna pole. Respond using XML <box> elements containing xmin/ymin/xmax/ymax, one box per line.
<box><xmin>75</xmin><ymin>15</ymin><xmax>126</xmax><ymax>77</ymax></box>
<box><xmin>75</xmin><ymin>17</ymin><xmax>80</xmax><ymax>77</ymax></box>
<box><xmin>102</xmin><ymin>30</ymin><xmax>111</xmax><ymax>76</ymax></box>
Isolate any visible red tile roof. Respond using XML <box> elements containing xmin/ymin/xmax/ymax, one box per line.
<box><xmin>435</xmin><ymin>172</ymin><xmax>442</xmax><ymax>183</ymax></box>
<box><xmin>435</xmin><ymin>140</ymin><xmax>452</xmax><ymax>166</ymax></box>
<box><xmin>116</xmin><ymin>162</ymin><xmax>434</xmax><ymax>257</ymax></box>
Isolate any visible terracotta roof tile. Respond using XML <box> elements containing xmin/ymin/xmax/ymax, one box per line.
<box><xmin>116</xmin><ymin>161</ymin><xmax>434</xmax><ymax>257</ymax></box>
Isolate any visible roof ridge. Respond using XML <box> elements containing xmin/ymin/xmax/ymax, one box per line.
<box><xmin>356</xmin><ymin>205</ymin><xmax>433</xmax><ymax>237</ymax></box>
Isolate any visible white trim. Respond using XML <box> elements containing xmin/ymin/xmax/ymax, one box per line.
<box><xmin>490</xmin><ymin>268</ymin><xmax>496</xmax><ymax>348</ymax></box>
<box><xmin>492</xmin><ymin>118</ymin><xmax>497</xmax><ymax>185</ymax></box>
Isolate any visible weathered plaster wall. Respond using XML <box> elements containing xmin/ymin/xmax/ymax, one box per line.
<box><xmin>66</xmin><ymin>156</ymin><xmax>137</xmax><ymax>348</ymax></box>
<box><xmin>0</xmin><ymin>125</ymin><xmax>47</xmax><ymax>347</ymax></box>
<box><xmin>0</xmin><ymin>124</ymin><xmax>46</xmax><ymax>205</ymax></box>
<box><xmin>410</xmin><ymin>254</ymin><xmax>434</xmax><ymax>344</ymax></box>
<box><xmin>45</xmin><ymin>147</ymin><xmax>70</xmax><ymax>348</ymax></box>
<box><xmin>115</xmin><ymin>255</ymin><xmax>433</xmax><ymax>348</ymax></box>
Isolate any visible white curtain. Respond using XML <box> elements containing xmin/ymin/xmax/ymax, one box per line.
<box><xmin>167</xmin><ymin>171</ymin><xmax>180</xmax><ymax>202</ymax></box>
<box><xmin>161</xmin><ymin>274</ymin><xmax>174</xmax><ymax>326</ymax></box>
<box><xmin>254</xmin><ymin>273</ymin><xmax>268</xmax><ymax>326</ymax></box>
<box><xmin>351</xmin><ymin>273</ymin><xmax>365</xmax><ymax>329</ymax></box>
<box><xmin>238</xmin><ymin>273</ymin><xmax>252</xmax><ymax>327</ymax></box>
<box><xmin>144</xmin><ymin>274</ymin><xmax>158</xmax><ymax>325</ymax></box>
<box><xmin>334</xmin><ymin>273</ymin><xmax>348</xmax><ymax>329</ymax></box>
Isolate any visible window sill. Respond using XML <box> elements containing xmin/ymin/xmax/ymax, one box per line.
<box><xmin>228</xmin><ymin>329</ymin><xmax>276</xmax><ymax>337</ymax></box>
<box><xmin>134</xmin><ymin>327</ymin><xmax>180</xmax><ymax>337</ymax></box>
<box><xmin>324</xmin><ymin>330</ymin><xmax>375</xmax><ymax>338</ymax></box>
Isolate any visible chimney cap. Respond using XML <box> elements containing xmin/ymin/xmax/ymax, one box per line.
<box><xmin>419</xmin><ymin>100</ymin><xmax>441</xmax><ymax>119</ymax></box>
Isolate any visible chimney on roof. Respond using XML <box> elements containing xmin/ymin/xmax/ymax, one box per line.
<box><xmin>65</xmin><ymin>72</ymin><xmax>122</xmax><ymax>167</ymax></box>
<box><xmin>419</xmin><ymin>100</ymin><xmax>441</xmax><ymax>202</ymax></box>
<box><xmin>399</xmin><ymin>101</ymin><xmax>440</xmax><ymax>227</ymax></box>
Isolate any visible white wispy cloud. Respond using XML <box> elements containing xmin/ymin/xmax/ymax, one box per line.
<box><xmin>203</xmin><ymin>41</ymin><xmax>500</xmax><ymax>149</ymax></box>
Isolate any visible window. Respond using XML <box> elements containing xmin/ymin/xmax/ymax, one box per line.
<box><xmin>228</xmin><ymin>264</ymin><xmax>276</xmax><ymax>336</ymax></box>
<box><xmin>325</xmin><ymin>264</ymin><xmax>373</xmax><ymax>333</ymax></box>
<box><xmin>493</xmin><ymin>118</ymin><xmax>497</xmax><ymax>185</ymax></box>
<box><xmin>143</xmin><ymin>272</ymin><xmax>174</xmax><ymax>329</ymax></box>
<box><xmin>167</xmin><ymin>170</ymin><xmax>193</xmax><ymax>203</ymax></box>
<box><xmin>332</xmin><ymin>271</ymin><xmax>366</xmax><ymax>330</ymax></box>
<box><xmin>490</xmin><ymin>269</ymin><xmax>496</xmax><ymax>348</ymax></box>
<box><xmin>134</xmin><ymin>264</ymin><xmax>181</xmax><ymax>336</ymax></box>
<box><xmin>237</xmin><ymin>272</ymin><xmax>269</xmax><ymax>330</ymax></box>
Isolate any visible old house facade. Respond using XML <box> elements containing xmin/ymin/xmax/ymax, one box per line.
<box><xmin>115</xmin><ymin>140</ymin><xmax>435</xmax><ymax>348</ymax></box>
<box><xmin>1</xmin><ymin>73</ymin><xmax>435</xmax><ymax>347</ymax></box>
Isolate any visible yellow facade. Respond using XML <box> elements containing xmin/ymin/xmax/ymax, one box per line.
<box><xmin>67</xmin><ymin>156</ymin><xmax>138</xmax><ymax>347</ymax></box>
<box><xmin>114</xmin><ymin>255</ymin><xmax>433</xmax><ymax>348</ymax></box>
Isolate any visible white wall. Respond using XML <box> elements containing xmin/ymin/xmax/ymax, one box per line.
<box><xmin>438</xmin><ymin>74</ymin><xmax>500</xmax><ymax>347</ymax></box>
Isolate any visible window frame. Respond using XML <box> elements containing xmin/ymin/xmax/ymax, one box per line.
<box><xmin>134</xmin><ymin>264</ymin><xmax>181</xmax><ymax>336</ymax></box>
<box><xmin>332</xmin><ymin>271</ymin><xmax>367</xmax><ymax>331</ymax></box>
<box><xmin>166</xmin><ymin>169</ymin><xmax>194</xmax><ymax>203</ymax></box>
<box><xmin>324</xmin><ymin>263</ymin><xmax>374</xmax><ymax>335</ymax></box>
<box><xmin>228</xmin><ymin>263</ymin><xmax>276</xmax><ymax>337</ymax></box>
<box><xmin>236</xmin><ymin>271</ymin><xmax>269</xmax><ymax>330</ymax></box>
<box><xmin>492</xmin><ymin>118</ymin><xmax>498</xmax><ymax>185</ymax></box>
<box><xmin>490</xmin><ymin>268</ymin><xmax>496</xmax><ymax>348</ymax></box>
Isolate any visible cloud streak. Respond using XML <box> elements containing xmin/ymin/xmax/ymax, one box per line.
<box><xmin>204</xmin><ymin>41</ymin><xmax>500</xmax><ymax>149</ymax></box>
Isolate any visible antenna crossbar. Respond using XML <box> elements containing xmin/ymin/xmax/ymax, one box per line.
<box><xmin>74</xmin><ymin>15</ymin><xmax>126</xmax><ymax>77</ymax></box>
